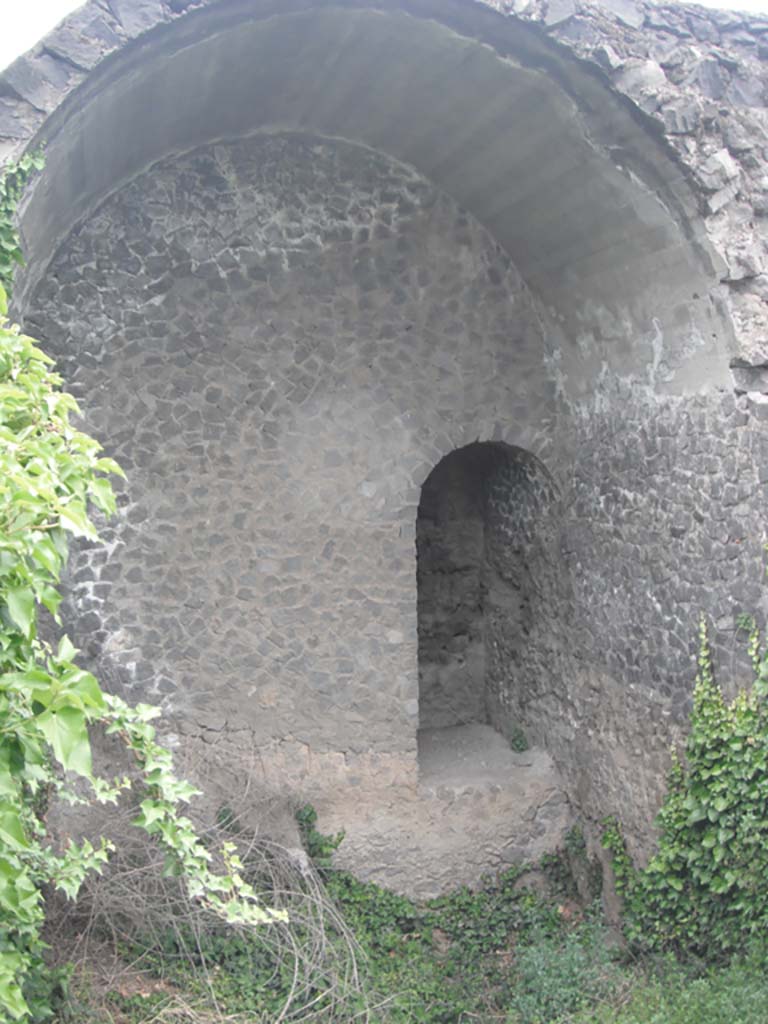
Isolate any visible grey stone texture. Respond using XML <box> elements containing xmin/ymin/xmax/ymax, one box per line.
<box><xmin>483</xmin><ymin>447</ymin><xmax>562</xmax><ymax>752</ymax></box>
<box><xmin>5</xmin><ymin>0</ymin><xmax>768</xmax><ymax>891</ymax></box>
<box><xmin>322</xmin><ymin>724</ymin><xmax>572</xmax><ymax>898</ymax></box>
<box><xmin>28</xmin><ymin>133</ymin><xmax>545</xmax><ymax>736</ymax></box>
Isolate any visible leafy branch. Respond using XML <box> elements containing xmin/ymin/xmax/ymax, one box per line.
<box><xmin>0</xmin><ymin>153</ymin><xmax>44</xmax><ymax>302</ymax></box>
<box><xmin>603</xmin><ymin>616</ymin><xmax>768</xmax><ymax>958</ymax></box>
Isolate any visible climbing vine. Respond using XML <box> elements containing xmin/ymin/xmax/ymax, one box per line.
<box><xmin>0</xmin><ymin>153</ymin><xmax>44</xmax><ymax>301</ymax></box>
<box><xmin>603</xmin><ymin>616</ymin><xmax>768</xmax><ymax>958</ymax></box>
<box><xmin>0</xmin><ymin>159</ymin><xmax>283</xmax><ymax>1022</ymax></box>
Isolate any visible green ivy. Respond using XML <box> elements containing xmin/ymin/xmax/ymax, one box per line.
<box><xmin>113</xmin><ymin>854</ymin><xmax>584</xmax><ymax>1023</ymax></box>
<box><xmin>603</xmin><ymin>617</ymin><xmax>768</xmax><ymax>958</ymax></box>
<box><xmin>295</xmin><ymin>803</ymin><xmax>344</xmax><ymax>868</ymax></box>
<box><xmin>293</xmin><ymin>810</ymin><xmax>570</xmax><ymax>1023</ymax></box>
<box><xmin>0</xmin><ymin>153</ymin><xmax>44</xmax><ymax>302</ymax></box>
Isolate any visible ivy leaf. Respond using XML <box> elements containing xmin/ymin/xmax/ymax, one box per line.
<box><xmin>36</xmin><ymin>706</ymin><xmax>92</xmax><ymax>777</ymax></box>
<box><xmin>0</xmin><ymin>282</ymin><xmax>7</xmax><ymax>318</ymax></box>
<box><xmin>0</xmin><ymin>857</ymin><xmax>38</xmax><ymax>918</ymax></box>
<box><xmin>162</xmin><ymin>852</ymin><xmax>184</xmax><ymax>878</ymax></box>
<box><xmin>134</xmin><ymin>798</ymin><xmax>167</xmax><ymax>833</ymax></box>
<box><xmin>89</xmin><ymin>476</ymin><xmax>116</xmax><ymax>515</ymax></box>
<box><xmin>6</xmin><ymin>587</ymin><xmax>34</xmax><ymax>638</ymax></box>
<box><xmin>0</xmin><ymin>971</ymin><xmax>27</xmax><ymax>1021</ymax></box>
<box><xmin>0</xmin><ymin>802</ymin><xmax>29</xmax><ymax>851</ymax></box>
<box><xmin>686</xmin><ymin>804</ymin><xmax>707</xmax><ymax>826</ymax></box>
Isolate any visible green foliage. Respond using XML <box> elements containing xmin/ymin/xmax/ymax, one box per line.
<box><xmin>570</xmin><ymin>951</ymin><xmax>768</xmax><ymax>1024</ymax></box>
<box><xmin>99</xmin><ymin>807</ymin><xmax>586</xmax><ymax>1023</ymax></box>
<box><xmin>296</xmin><ymin>803</ymin><xmax>344</xmax><ymax>868</ymax></box>
<box><xmin>119</xmin><ymin>923</ymin><xmax>312</xmax><ymax>1020</ymax></box>
<box><xmin>0</xmin><ymin>173</ymin><xmax>282</xmax><ymax>1020</ymax></box>
<box><xmin>299</xmin><ymin>812</ymin><xmax>571</xmax><ymax>1023</ymax></box>
<box><xmin>535</xmin><ymin>827</ymin><xmax>601</xmax><ymax>908</ymax></box>
<box><xmin>601</xmin><ymin>815</ymin><xmax>634</xmax><ymax>893</ymax></box>
<box><xmin>508</xmin><ymin>725</ymin><xmax>529</xmax><ymax>753</ymax></box>
<box><xmin>0</xmin><ymin>294</ymin><xmax>115</xmax><ymax>1020</ymax></box>
<box><xmin>0</xmin><ymin>153</ymin><xmax>44</xmax><ymax>302</ymax></box>
<box><xmin>603</xmin><ymin>617</ymin><xmax>768</xmax><ymax>957</ymax></box>
<box><xmin>84</xmin><ymin>808</ymin><xmax>768</xmax><ymax>1024</ymax></box>
<box><xmin>505</xmin><ymin>920</ymin><xmax>624</xmax><ymax>1023</ymax></box>
<box><xmin>72</xmin><ymin>917</ymin><xmax>768</xmax><ymax>1024</ymax></box>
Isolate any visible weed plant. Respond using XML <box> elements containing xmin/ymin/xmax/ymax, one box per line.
<box><xmin>603</xmin><ymin>617</ymin><xmax>768</xmax><ymax>958</ymax></box>
<box><xmin>569</xmin><ymin>950</ymin><xmax>768</xmax><ymax>1024</ymax></box>
<box><xmin>56</xmin><ymin>810</ymin><xmax>623</xmax><ymax>1023</ymax></box>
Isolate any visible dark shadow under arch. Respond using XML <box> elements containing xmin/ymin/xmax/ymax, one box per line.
<box><xmin>416</xmin><ymin>441</ymin><xmax>560</xmax><ymax>760</ymax></box>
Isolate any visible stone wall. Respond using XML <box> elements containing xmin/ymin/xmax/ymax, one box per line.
<box><xmin>24</xmin><ymin>129</ymin><xmax>768</xmax><ymax>867</ymax></box>
<box><xmin>26</xmin><ymin>132</ymin><xmax>551</xmax><ymax>776</ymax></box>
<box><xmin>507</xmin><ymin>0</ymin><xmax>768</xmax><ymax>373</ymax></box>
<box><xmin>8</xmin><ymin>0</ymin><xmax>768</xmax><ymax>889</ymax></box>
<box><xmin>548</xmin><ymin>386</ymin><xmax>768</xmax><ymax>855</ymax></box>
<box><xmin>484</xmin><ymin>447</ymin><xmax>563</xmax><ymax>752</ymax></box>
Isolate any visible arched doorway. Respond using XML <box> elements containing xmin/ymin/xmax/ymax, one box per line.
<box><xmin>416</xmin><ymin>442</ymin><xmax>560</xmax><ymax>770</ymax></box>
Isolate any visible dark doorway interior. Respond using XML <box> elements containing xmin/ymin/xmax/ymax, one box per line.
<box><xmin>416</xmin><ymin>441</ymin><xmax>558</xmax><ymax>770</ymax></box>
<box><xmin>417</xmin><ymin>443</ymin><xmax>497</xmax><ymax>730</ymax></box>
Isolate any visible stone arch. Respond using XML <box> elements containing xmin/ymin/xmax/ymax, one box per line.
<box><xmin>26</xmin><ymin>129</ymin><xmax>555</xmax><ymax>759</ymax></box>
<box><xmin>4</xmin><ymin>0</ymin><xmax>732</xmax><ymax>398</ymax></box>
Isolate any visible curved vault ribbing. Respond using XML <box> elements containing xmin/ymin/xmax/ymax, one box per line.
<box><xmin>10</xmin><ymin>0</ymin><xmax>732</xmax><ymax>395</ymax></box>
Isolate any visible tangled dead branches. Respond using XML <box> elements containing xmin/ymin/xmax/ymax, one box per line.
<box><xmin>46</xmin><ymin>801</ymin><xmax>378</xmax><ymax>1023</ymax></box>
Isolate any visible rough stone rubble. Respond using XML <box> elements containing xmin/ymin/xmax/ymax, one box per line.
<box><xmin>507</xmin><ymin>0</ymin><xmax>768</xmax><ymax>375</ymax></box>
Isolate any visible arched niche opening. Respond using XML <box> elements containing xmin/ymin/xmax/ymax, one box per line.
<box><xmin>416</xmin><ymin>441</ymin><xmax>560</xmax><ymax>777</ymax></box>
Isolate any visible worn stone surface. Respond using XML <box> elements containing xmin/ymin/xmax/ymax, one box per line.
<box><xmin>484</xmin><ymin>448</ymin><xmax>563</xmax><ymax>752</ymax></box>
<box><xmin>321</xmin><ymin>724</ymin><xmax>571</xmax><ymax>898</ymax></box>
<box><xmin>417</xmin><ymin>453</ymin><xmax>488</xmax><ymax>731</ymax></box>
<box><xmin>481</xmin><ymin>0</ymin><xmax>768</xmax><ymax>368</ymax></box>
<box><xmin>7</xmin><ymin>0</ymin><xmax>768</xmax><ymax>892</ymax></box>
<box><xmin>2</xmin><ymin>0</ymin><xmax>768</xmax><ymax>332</ymax></box>
<box><xmin>550</xmin><ymin>385</ymin><xmax>768</xmax><ymax>858</ymax></box>
<box><xmin>4</xmin><ymin>0</ymin><xmax>731</xmax><ymax>403</ymax></box>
